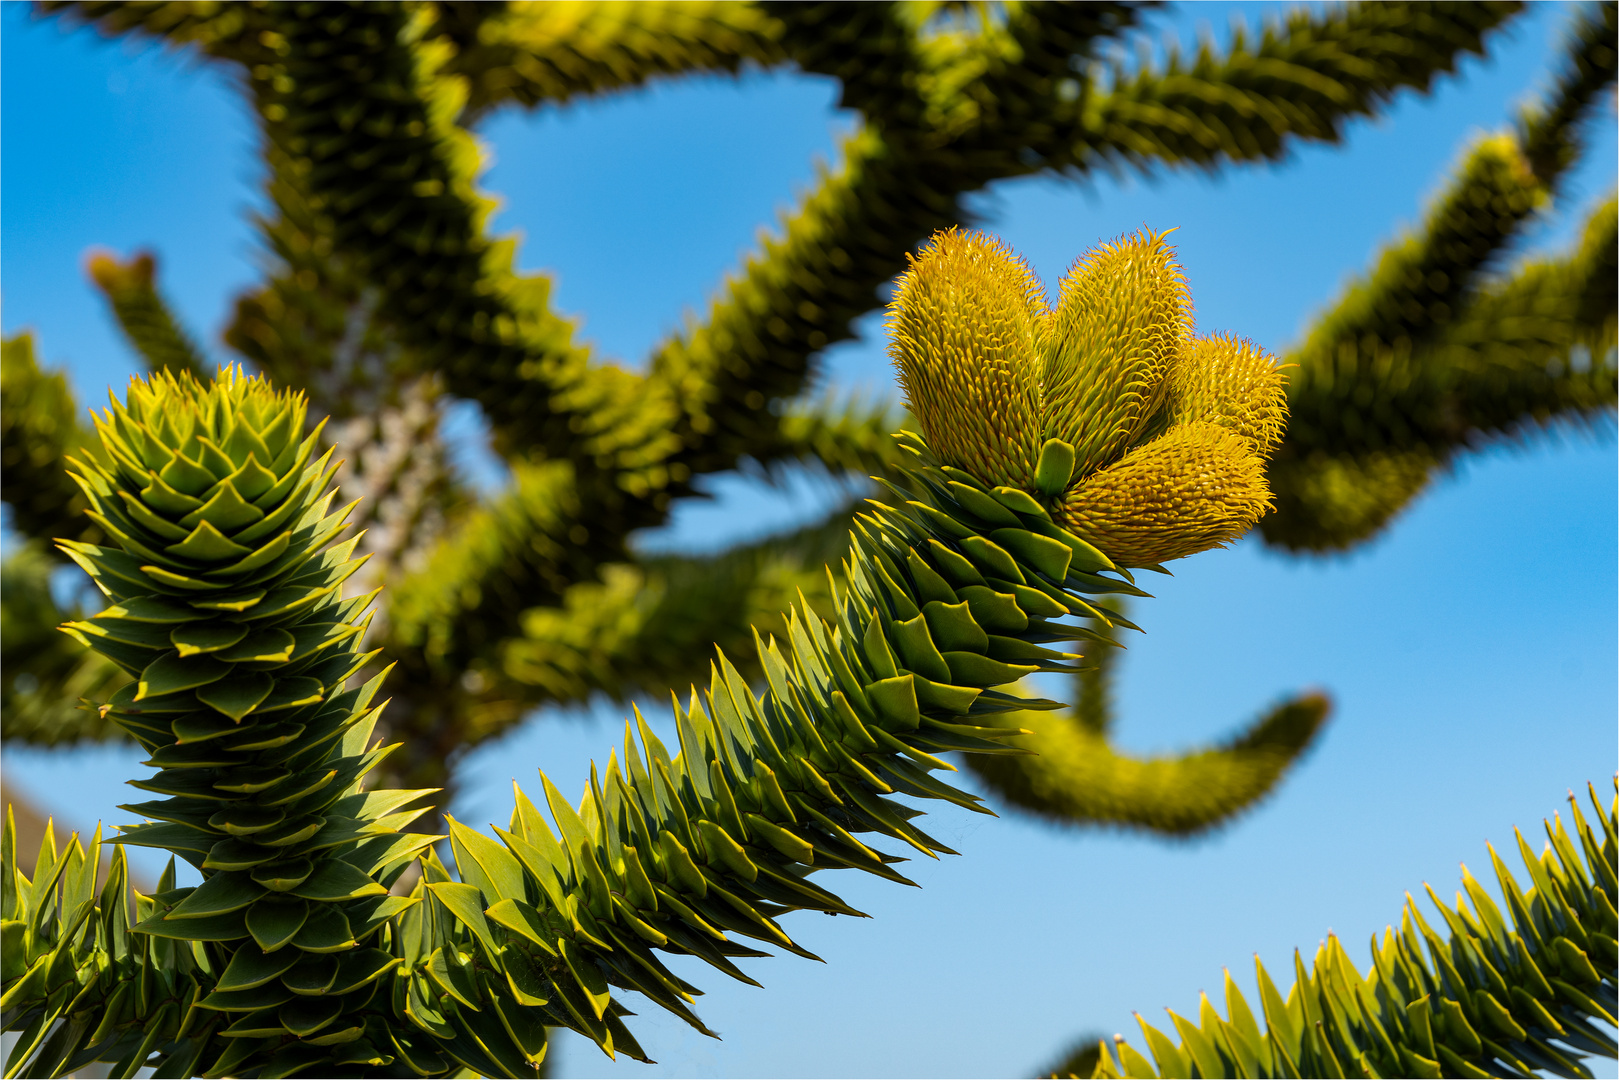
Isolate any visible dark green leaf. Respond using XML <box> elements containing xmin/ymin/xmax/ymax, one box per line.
<box><xmin>137</xmin><ymin>653</ymin><xmax>229</xmax><ymax>699</ymax></box>
<box><xmin>198</xmin><ymin>980</ymin><xmax>296</xmax><ymax>1013</ymax></box>
<box><xmin>164</xmin><ymin>871</ymin><xmax>265</xmax><ymax>919</ymax></box>
<box><xmin>216</xmin><ymin>943</ymin><xmax>302</xmax><ymax>992</ymax></box>
<box><xmin>206</xmin><ymin>804</ymin><xmax>287</xmax><ymax>837</ymax></box>
<box><xmin>329</xmin><ymin>949</ymin><xmax>401</xmax><ymax>996</ymax></box>
<box><xmin>289</xmin><ymin>858</ymin><xmax>386</xmax><ymax>902</ymax></box>
<box><xmin>250</xmin><ymin>857</ymin><xmax>313</xmax><ymax>892</ymax></box>
<box><xmin>215</xmin><ymin>628</ymin><xmax>296</xmax><ymax>664</ymax></box>
<box><xmin>246</xmin><ymin>897</ymin><xmax>309</xmax><ymax>952</ymax></box>
<box><xmin>195</xmin><ymin>672</ymin><xmax>275</xmax><ymax>722</ymax></box>
<box><xmin>289</xmin><ymin>904</ymin><xmax>355</xmax><ymax>953</ymax></box>
<box><xmin>278</xmin><ymin>995</ymin><xmax>343</xmax><ymax>1038</ymax></box>
<box><xmin>281</xmin><ymin>952</ymin><xmax>339</xmax><ymax>996</ymax></box>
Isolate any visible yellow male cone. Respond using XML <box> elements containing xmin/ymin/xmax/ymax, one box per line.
<box><xmin>888</xmin><ymin>228</ymin><xmax>1286</xmax><ymax>567</ymax></box>
<box><xmin>887</xmin><ymin>229</ymin><xmax>1046</xmax><ymax>489</ymax></box>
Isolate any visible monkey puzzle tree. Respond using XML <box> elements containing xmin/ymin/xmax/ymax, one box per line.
<box><xmin>2</xmin><ymin>2</ymin><xmax>1616</xmax><ymax>1076</ymax></box>
<box><xmin>7</xmin><ymin>0</ymin><xmax>1612</xmax><ymax>842</ymax></box>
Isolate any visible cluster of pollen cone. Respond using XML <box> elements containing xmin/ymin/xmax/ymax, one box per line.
<box><xmin>889</xmin><ymin>228</ymin><xmax>1287</xmax><ymax>568</ymax></box>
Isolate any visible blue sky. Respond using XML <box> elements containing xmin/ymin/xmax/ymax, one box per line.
<box><xmin>3</xmin><ymin>4</ymin><xmax>1616</xmax><ymax>1077</ymax></box>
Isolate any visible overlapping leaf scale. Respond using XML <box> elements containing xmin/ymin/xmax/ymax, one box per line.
<box><xmin>1084</xmin><ymin>784</ymin><xmax>1618</xmax><ymax>1079</ymax></box>
<box><xmin>399</xmin><ymin>432</ymin><xmax>1144</xmax><ymax>1063</ymax></box>
<box><xmin>0</xmin><ymin>812</ymin><xmax>413</xmax><ymax>1079</ymax></box>
<box><xmin>47</xmin><ymin>370</ymin><xmax>436</xmax><ymax>1078</ymax></box>
<box><xmin>0</xmin><ymin>811</ymin><xmax>244</xmax><ymax>1078</ymax></box>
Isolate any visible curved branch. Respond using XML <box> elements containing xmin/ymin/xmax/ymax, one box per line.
<box><xmin>965</xmin><ymin>607</ymin><xmax>1330</xmax><ymax>836</ymax></box>
<box><xmin>973</xmin><ymin>696</ymin><xmax>1330</xmax><ymax>837</ymax></box>
<box><xmin>85</xmin><ymin>251</ymin><xmax>211</xmax><ymax>382</ymax></box>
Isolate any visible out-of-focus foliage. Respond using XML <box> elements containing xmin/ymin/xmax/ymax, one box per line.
<box><xmin>2</xmin><ymin>334</ymin><xmax>98</xmax><ymax>549</ymax></box>
<box><xmin>1263</xmin><ymin>0</ymin><xmax>1617</xmax><ymax>551</ymax></box>
<box><xmin>85</xmin><ymin>249</ymin><xmax>211</xmax><ymax>382</ymax></box>
<box><xmin>0</xmin><ymin>542</ymin><xmax>129</xmax><ymax>747</ymax></box>
<box><xmin>1</xmin><ymin>336</ymin><xmax>128</xmax><ymax>741</ymax></box>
